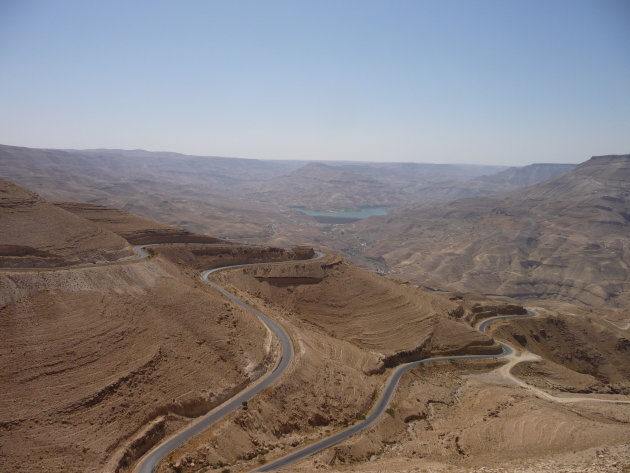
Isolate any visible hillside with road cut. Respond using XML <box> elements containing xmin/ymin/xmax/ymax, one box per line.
<box><xmin>1</xmin><ymin>178</ymin><xmax>629</xmax><ymax>473</ymax></box>
<box><xmin>154</xmin><ymin>267</ymin><xmax>630</xmax><ymax>472</ymax></box>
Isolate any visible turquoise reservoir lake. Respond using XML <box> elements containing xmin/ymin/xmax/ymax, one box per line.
<box><xmin>292</xmin><ymin>206</ymin><xmax>389</xmax><ymax>220</ymax></box>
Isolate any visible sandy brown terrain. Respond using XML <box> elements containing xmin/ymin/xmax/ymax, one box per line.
<box><xmin>0</xmin><ymin>241</ymin><xmax>318</xmax><ymax>473</ymax></box>
<box><xmin>492</xmin><ymin>314</ymin><xmax>630</xmax><ymax>393</ymax></box>
<box><xmin>54</xmin><ymin>201</ymin><xmax>223</xmax><ymax>245</ymax></box>
<box><xmin>0</xmin><ymin>144</ymin><xmax>567</xmax><ymax>246</ymax></box>
<box><xmin>288</xmin><ymin>443</ymin><xmax>630</xmax><ymax>473</ymax></box>
<box><xmin>0</xmin><ymin>179</ymin><xmax>133</xmax><ymax>267</ymax></box>
<box><xmin>349</xmin><ymin>162</ymin><xmax>575</xmax><ymax>204</ymax></box>
<box><xmin>277</xmin><ymin>308</ymin><xmax>629</xmax><ymax>473</ymax></box>
<box><xmin>289</xmin><ymin>367</ymin><xmax>630</xmax><ymax>473</ymax></box>
<box><xmin>152</xmin><ymin>285</ymin><xmax>629</xmax><ymax>473</ymax></box>
<box><xmin>225</xmin><ymin>257</ymin><xmax>501</xmax><ymax>364</ymax></box>
<box><xmin>2</xmin><ymin>151</ymin><xmax>629</xmax><ymax>473</ymax></box>
<box><xmin>0</xmin><ymin>178</ymin><xmax>316</xmax><ymax>473</ymax></box>
<box><xmin>500</xmin><ymin>302</ymin><xmax>630</xmax><ymax>395</ymax></box>
<box><xmin>333</xmin><ymin>155</ymin><xmax>630</xmax><ymax>307</ymax></box>
<box><xmin>0</xmin><ymin>144</ymin><xmax>314</xmax><ymax>243</ymax></box>
<box><xmin>146</xmin><ymin>259</ymin><xmax>621</xmax><ymax>473</ymax></box>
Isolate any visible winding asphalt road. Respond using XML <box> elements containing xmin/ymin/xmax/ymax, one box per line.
<box><xmin>0</xmin><ymin>244</ymin><xmax>155</xmax><ymax>272</ymax></box>
<box><xmin>0</xmin><ymin>243</ymin><xmax>261</xmax><ymax>272</ymax></box>
<box><xmin>0</xmin><ymin>247</ymin><xmax>541</xmax><ymax>473</ymax></box>
<box><xmin>0</xmin><ymin>243</ymin><xmax>324</xmax><ymax>473</ymax></box>
<box><xmin>251</xmin><ymin>310</ymin><xmax>539</xmax><ymax>472</ymax></box>
<box><xmin>133</xmin><ymin>249</ymin><xmax>325</xmax><ymax>473</ymax></box>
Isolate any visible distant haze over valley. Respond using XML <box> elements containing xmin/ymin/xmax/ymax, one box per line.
<box><xmin>1</xmin><ymin>145</ymin><xmax>629</xmax><ymax>473</ymax></box>
<box><xmin>3</xmin><ymin>143</ymin><xmax>628</xmax><ymax>308</ymax></box>
<box><xmin>4</xmin><ymin>143</ymin><xmax>624</xmax><ymax>308</ymax></box>
<box><xmin>3</xmin><ymin>2</ymin><xmax>630</xmax><ymax>472</ymax></box>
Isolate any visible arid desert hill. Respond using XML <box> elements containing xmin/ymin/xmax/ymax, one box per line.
<box><xmin>234</xmin><ymin>160</ymin><xmax>546</xmax><ymax>211</ymax></box>
<box><xmin>161</xmin><ymin>269</ymin><xmax>630</xmax><ymax>473</ymax></box>
<box><xmin>0</xmin><ymin>179</ymin><xmax>315</xmax><ymax>473</ymax></box>
<box><xmin>0</xmin><ymin>178</ymin><xmax>133</xmax><ymax>267</ymax></box>
<box><xmin>0</xmin><ymin>143</ymin><xmax>316</xmax><ymax>242</ymax></box>
<box><xmin>0</xmin><ymin>144</ymin><xmax>573</xmax><ymax>244</ymax></box>
<box><xmin>333</xmin><ymin>154</ymin><xmax>630</xmax><ymax>307</ymax></box>
<box><xmin>236</xmin><ymin>162</ymin><xmax>411</xmax><ymax>211</ymax></box>
<box><xmin>475</xmin><ymin>162</ymin><xmax>576</xmax><ymax>188</ymax></box>
<box><xmin>334</xmin><ymin>162</ymin><xmax>576</xmax><ymax>203</ymax></box>
<box><xmin>53</xmin><ymin>200</ymin><xmax>222</xmax><ymax>245</ymax></box>
<box><xmin>1</xmin><ymin>177</ymin><xmax>629</xmax><ymax>473</ymax></box>
<box><xmin>0</xmin><ymin>178</ymin><xmax>497</xmax><ymax>473</ymax></box>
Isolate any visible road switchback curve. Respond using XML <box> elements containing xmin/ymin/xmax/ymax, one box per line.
<box><xmin>0</xmin><ymin>243</ymin><xmax>325</xmax><ymax>473</ymax></box>
<box><xmin>251</xmin><ymin>310</ymin><xmax>539</xmax><ymax>472</ymax></box>
<box><xmin>0</xmin><ymin>248</ymin><xmax>543</xmax><ymax>473</ymax></box>
<box><xmin>133</xmin><ymin>250</ymin><xmax>325</xmax><ymax>473</ymax></box>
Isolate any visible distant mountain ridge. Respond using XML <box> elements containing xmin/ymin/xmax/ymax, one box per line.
<box><xmin>335</xmin><ymin>154</ymin><xmax>630</xmax><ymax>307</ymax></box>
<box><xmin>237</xmin><ymin>162</ymin><xmax>410</xmax><ymax>211</ymax></box>
<box><xmin>477</xmin><ymin>162</ymin><xmax>576</xmax><ymax>188</ymax></box>
<box><xmin>0</xmin><ymin>143</ymin><xmax>591</xmax><ymax>246</ymax></box>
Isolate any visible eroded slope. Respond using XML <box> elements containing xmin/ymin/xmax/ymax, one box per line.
<box><xmin>336</xmin><ymin>155</ymin><xmax>630</xmax><ymax>307</ymax></box>
<box><xmin>285</xmin><ymin>307</ymin><xmax>630</xmax><ymax>473</ymax></box>
<box><xmin>54</xmin><ymin>201</ymin><xmax>223</xmax><ymax>244</ymax></box>
<box><xmin>223</xmin><ymin>256</ymin><xmax>499</xmax><ymax>366</ymax></box>
<box><xmin>0</xmin><ymin>179</ymin><xmax>133</xmax><ymax>267</ymax></box>
<box><xmin>0</xmin><ymin>246</ymin><xmax>288</xmax><ymax>473</ymax></box>
<box><xmin>158</xmin><ymin>254</ymin><xmax>500</xmax><ymax>473</ymax></box>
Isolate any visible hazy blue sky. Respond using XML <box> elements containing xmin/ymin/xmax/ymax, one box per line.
<box><xmin>0</xmin><ymin>0</ymin><xmax>628</xmax><ymax>165</ymax></box>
